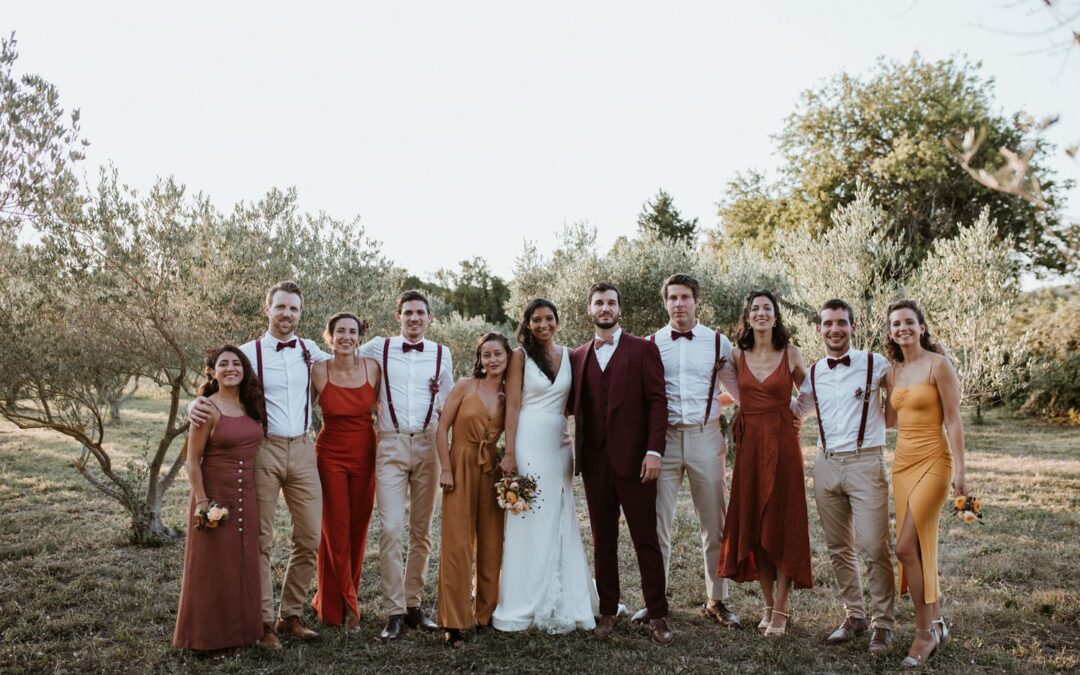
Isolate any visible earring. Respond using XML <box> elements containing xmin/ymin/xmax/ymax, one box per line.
<box><xmin>480</xmin><ymin>367</ymin><xmax>487</xmax><ymax>374</ymax></box>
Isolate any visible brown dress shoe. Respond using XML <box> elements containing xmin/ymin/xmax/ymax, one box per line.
<box><xmin>404</xmin><ymin>606</ymin><xmax>439</xmax><ymax>631</ymax></box>
<box><xmin>869</xmin><ymin>627</ymin><xmax>895</xmax><ymax>654</ymax></box>
<box><xmin>380</xmin><ymin>614</ymin><xmax>406</xmax><ymax>642</ymax></box>
<box><xmin>594</xmin><ymin>614</ymin><xmax>620</xmax><ymax>638</ymax></box>
<box><xmin>649</xmin><ymin>618</ymin><xmax>675</xmax><ymax>645</ymax></box>
<box><xmin>276</xmin><ymin>615</ymin><xmax>319</xmax><ymax>640</ymax></box>
<box><xmin>256</xmin><ymin>624</ymin><xmax>282</xmax><ymax>650</ymax></box>
<box><xmin>704</xmin><ymin>600</ymin><xmax>741</xmax><ymax>628</ymax></box>
<box><xmin>826</xmin><ymin>615</ymin><xmax>869</xmax><ymax>644</ymax></box>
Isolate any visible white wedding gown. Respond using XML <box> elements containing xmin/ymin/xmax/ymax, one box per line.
<box><xmin>492</xmin><ymin>348</ymin><xmax>597</xmax><ymax>633</ymax></box>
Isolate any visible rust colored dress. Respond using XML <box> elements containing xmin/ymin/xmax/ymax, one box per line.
<box><xmin>437</xmin><ymin>391</ymin><xmax>506</xmax><ymax>629</ymax></box>
<box><xmin>173</xmin><ymin>413</ymin><xmax>263</xmax><ymax>650</ymax></box>
<box><xmin>311</xmin><ymin>379</ymin><xmax>378</xmax><ymax>625</ymax></box>
<box><xmin>718</xmin><ymin>350</ymin><xmax>813</xmax><ymax>589</ymax></box>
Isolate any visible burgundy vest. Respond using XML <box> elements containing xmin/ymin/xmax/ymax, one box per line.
<box><xmin>582</xmin><ymin>347</ymin><xmax>614</xmax><ymax>452</ymax></box>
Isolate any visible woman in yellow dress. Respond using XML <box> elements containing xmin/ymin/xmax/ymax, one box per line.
<box><xmin>884</xmin><ymin>299</ymin><xmax>967</xmax><ymax>668</ymax></box>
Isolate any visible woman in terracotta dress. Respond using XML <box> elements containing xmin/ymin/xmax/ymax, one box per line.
<box><xmin>310</xmin><ymin>312</ymin><xmax>380</xmax><ymax>630</ymax></box>
<box><xmin>174</xmin><ymin>345</ymin><xmax>266</xmax><ymax>653</ymax></box>
<box><xmin>435</xmin><ymin>332</ymin><xmax>511</xmax><ymax>647</ymax></box>
<box><xmin>884</xmin><ymin>299</ymin><xmax>966</xmax><ymax>668</ymax></box>
<box><xmin>718</xmin><ymin>289</ymin><xmax>811</xmax><ymax>638</ymax></box>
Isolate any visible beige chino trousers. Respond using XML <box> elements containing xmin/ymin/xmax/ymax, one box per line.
<box><xmin>812</xmin><ymin>446</ymin><xmax>896</xmax><ymax>630</ymax></box>
<box><xmin>375</xmin><ymin>430</ymin><xmax>440</xmax><ymax>615</ymax></box>
<box><xmin>656</xmin><ymin>422</ymin><xmax>730</xmax><ymax>602</ymax></box>
<box><xmin>254</xmin><ymin>433</ymin><xmax>323</xmax><ymax>624</ymax></box>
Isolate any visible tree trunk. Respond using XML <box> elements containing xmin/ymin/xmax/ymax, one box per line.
<box><xmin>974</xmin><ymin>401</ymin><xmax>984</xmax><ymax>425</ymax></box>
<box><xmin>126</xmin><ymin>494</ymin><xmax>178</xmax><ymax>547</ymax></box>
<box><xmin>109</xmin><ymin>399</ymin><xmax>122</xmax><ymax>423</ymax></box>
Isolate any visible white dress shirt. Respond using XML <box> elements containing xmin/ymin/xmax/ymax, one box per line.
<box><xmin>797</xmin><ymin>349</ymin><xmax>889</xmax><ymax>453</ymax></box>
<box><xmin>592</xmin><ymin>327</ymin><xmax>622</xmax><ymax>371</ymax></box>
<box><xmin>240</xmin><ymin>333</ymin><xmax>330</xmax><ymax>437</ymax></box>
<box><xmin>651</xmin><ymin>322</ymin><xmax>737</xmax><ymax>426</ymax></box>
<box><xmin>358</xmin><ymin>335</ymin><xmax>455</xmax><ymax>433</ymax></box>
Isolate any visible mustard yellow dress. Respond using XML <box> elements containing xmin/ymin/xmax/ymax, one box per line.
<box><xmin>890</xmin><ymin>382</ymin><xmax>952</xmax><ymax>604</ymax></box>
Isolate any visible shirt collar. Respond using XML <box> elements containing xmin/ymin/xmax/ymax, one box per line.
<box><xmin>263</xmin><ymin>331</ymin><xmax>297</xmax><ymax>345</ymax></box>
<box><xmin>595</xmin><ymin>327</ymin><xmax>623</xmax><ymax>344</ymax></box>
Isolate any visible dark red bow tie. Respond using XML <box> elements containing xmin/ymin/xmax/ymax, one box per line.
<box><xmin>827</xmin><ymin>355</ymin><xmax>851</xmax><ymax>369</ymax></box>
<box><xmin>402</xmin><ymin>341</ymin><xmax>424</xmax><ymax>353</ymax></box>
<box><xmin>671</xmin><ymin>330</ymin><xmax>694</xmax><ymax>341</ymax></box>
<box><xmin>593</xmin><ymin>335</ymin><xmax>614</xmax><ymax>349</ymax></box>
<box><xmin>275</xmin><ymin>339</ymin><xmax>297</xmax><ymax>352</ymax></box>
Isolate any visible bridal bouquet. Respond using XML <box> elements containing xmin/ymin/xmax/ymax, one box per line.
<box><xmin>495</xmin><ymin>473</ymin><xmax>540</xmax><ymax>515</ymax></box>
<box><xmin>952</xmin><ymin>494</ymin><xmax>983</xmax><ymax>524</ymax></box>
<box><xmin>195</xmin><ymin>500</ymin><xmax>230</xmax><ymax>530</ymax></box>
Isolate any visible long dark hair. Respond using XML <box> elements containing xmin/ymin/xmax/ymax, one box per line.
<box><xmin>884</xmin><ymin>299</ymin><xmax>943</xmax><ymax>362</ymax></box>
<box><xmin>517</xmin><ymin>298</ymin><xmax>560</xmax><ymax>383</ymax></box>
<box><xmin>472</xmin><ymin>332</ymin><xmax>512</xmax><ymax>379</ymax></box>
<box><xmin>735</xmin><ymin>289</ymin><xmax>791</xmax><ymax>351</ymax></box>
<box><xmin>199</xmin><ymin>344</ymin><xmax>266</xmax><ymax>422</ymax></box>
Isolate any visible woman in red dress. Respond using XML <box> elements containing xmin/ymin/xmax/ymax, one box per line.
<box><xmin>718</xmin><ymin>289</ymin><xmax>811</xmax><ymax>638</ymax></box>
<box><xmin>310</xmin><ymin>312</ymin><xmax>380</xmax><ymax>630</ymax></box>
<box><xmin>174</xmin><ymin>345</ymin><xmax>266</xmax><ymax>653</ymax></box>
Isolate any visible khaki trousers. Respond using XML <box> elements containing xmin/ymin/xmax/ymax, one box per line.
<box><xmin>375</xmin><ymin>430</ymin><xmax>440</xmax><ymax>615</ymax></box>
<box><xmin>812</xmin><ymin>446</ymin><xmax>896</xmax><ymax>630</ymax></box>
<box><xmin>254</xmin><ymin>434</ymin><xmax>323</xmax><ymax>624</ymax></box>
<box><xmin>656</xmin><ymin>422</ymin><xmax>729</xmax><ymax>602</ymax></box>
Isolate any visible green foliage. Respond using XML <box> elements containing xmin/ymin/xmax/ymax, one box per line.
<box><xmin>427</xmin><ymin>312</ymin><xmax>511</xmax><ymax>379</ymax></box>
<box><xmin>636</xmin><ymin>189</ymin><xmax>698</xmax><ymax>244</ymax></box>
<box><xmin>433</xmin><ymin>257</ymin><xmax>511</xmax><ymax>325</ymax></box>
<box><xmin>1011</xmin><ymin>286</ymin><xmax>1080</xmax><ymax>422</ymax></box>
<box><xmin>717</xmin><ymin>55</ymin><xmax>1071</xmax><ymax>273</ymax></box>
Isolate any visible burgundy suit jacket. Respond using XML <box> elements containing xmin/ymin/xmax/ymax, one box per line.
<box><xmin>569</xmin><ymin>332</ymin><xmax>668</xmax><ymax>478</ymax></box>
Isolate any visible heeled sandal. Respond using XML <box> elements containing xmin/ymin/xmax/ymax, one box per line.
<box><xmin>444</xmin><ymin>628</ymin><xmax>467</xmax><ymax>649</ymax></box>
<box><xmin>900</xmin><ymin>627</ymin><xmax>940</xmax><ymax>668</ymax></box>
<box><xmin>764</xmin><ymin>609</ymin><xmax>790</xmax><ymax>637</ymax></box>
<box><xmin>757</xmin><ymin>606</ymin><xmax>773</xmax><ymax>634</ymax></box>
<box><xmin>932</xmin><ymin>616</ymin><xmax>949</xmax><ymax>648</ymax></box>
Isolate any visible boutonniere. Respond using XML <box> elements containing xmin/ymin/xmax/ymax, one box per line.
<box><xmin>854</xmin><ymin>386</ymin><xmax>875</xmax><ymax>402</ymax></box>
<box><xmin>429</xmin><ymin>375</ymin><xmax>440</xmax><ymax>396</ymax></box>
<box><xmin>302</xmin><ymin>345</ymin><xmax>314</xmax><ymax>368</ymax></box>
<box><xmin>711</xmin><ymin>356</ymin><xmax>728</xmax><ymax>379</ymax></box>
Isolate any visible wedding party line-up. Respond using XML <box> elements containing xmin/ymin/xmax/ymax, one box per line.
<box><xmin>173</xmin><ymin>274</ymin><xmax>970</xmax><ymax>669</ymax></box>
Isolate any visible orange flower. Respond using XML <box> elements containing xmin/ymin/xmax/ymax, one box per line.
<box><xmin>208</xmin><ymin>519</ymin><xmax>219</xmax><ymax>529</ymax></box>
<box><xmin>506</xmin><ymin>491</ymin><xmax>518</xmax><ymax>504</ymax></box>
<box><xmin>954</xmin><ymin>495</ymin><xmax>967</xmax><ymax>510</ymax></box>
<box><xmin>972</xmin><ymin>498</ymin><xmax>981</xmax><ymax>513</ymax></box>
<box><xmin>962</xmin><ymin>511</ymin><xmax>977</xmax><ymax>524</ymax></box>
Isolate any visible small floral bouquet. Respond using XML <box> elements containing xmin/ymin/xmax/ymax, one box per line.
<box><xmin>952</xmin><ymin>494</ymin><xmax>983</xmax><ymax>524</ymax></box>
<box><xmin>495</xmin><ymin>472</ymin><xmax>540</xmax><ymax>515</ymax></box>
<box><xmin>195</xmin><ymin>500</ymin><xmax>230</xmax><ymax>530</ymax></box>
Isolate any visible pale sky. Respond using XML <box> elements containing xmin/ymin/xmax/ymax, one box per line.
<box><xmin>6</xmin><ymin>1</ymin><xmax>1078</xmax><ymax>279</ymax></box>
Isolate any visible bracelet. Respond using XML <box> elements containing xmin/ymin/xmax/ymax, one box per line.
<box><xmin>195</xmin><ymin>498</ymin><xmax>209</xmax><ymax>505</ymax></box>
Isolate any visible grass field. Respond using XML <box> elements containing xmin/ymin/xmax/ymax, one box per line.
<box><xmin>1</xmin><ymin>394</ymin><xmax>1078</xmax><ymax>674</ymax></box>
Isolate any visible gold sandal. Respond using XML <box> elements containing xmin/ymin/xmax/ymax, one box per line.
<box><xmin>757</xmin><ymin>606</ymin><xmax>773</xmax><ymax>634</ymax></box>
<box><xmin>764</xmin><ymin>610</ymin><xmax>790</xmax><ymax>637</ymax></box>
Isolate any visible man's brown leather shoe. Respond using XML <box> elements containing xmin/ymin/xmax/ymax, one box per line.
<box><xmin>649</xmin><ymin>618</ymin><xmax>675</xmax><ymax>645</ymax></box>
<box><xmin>594</xmin><ymin>614</ymin><xmax>620</xmax><ymax>638</ymax></box>
<box><xmin>826</xmin><ymin>615</ymin><xmax>869</xmax><ymax>644</ymax></box>
<box><xmin>704</xmin><ymin>600</ymin><xmax>741</xmax><ymax>628</ymax></box>
<box><xmin>404</xmin><ymin>606</ymin><xmax>439</xmax><ymax>631</ymax></box>
<box><xmin>276</xmin><ymin>615</ymin><xmax>319</xmax><ymax>640</ymax></box>
<box><xmin>869</xmin><ymin>627</ymin><xmax>895</xmax><ymax>654</ymax></box>
<box><xmin>256</xmin><ymin>623</ymin><xmax>282</xmax><ymax>650</ymax></box>
<box><xmin>380</xmin><ymin>614</ymin><xmax>406</xmax><ymax>642</ymax></box>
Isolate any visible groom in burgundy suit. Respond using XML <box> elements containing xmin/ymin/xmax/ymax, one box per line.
<box><xmin>570</xmin><ymin>282</ymin><xmax>674</xmax><ymax>645</ymax></box>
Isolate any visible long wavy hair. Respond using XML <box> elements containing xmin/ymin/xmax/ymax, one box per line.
<box><xmin>517</xmin><ymin>298</ymin><xmax>560</xmax><ymax>383</ymax></box>
<box><xmin>472</xmin><ymin>332</ymin><xmax>512</xmax><ymax>379</ymax></box>
<box><xmin>734</xmin><ymin>289</ymin><xmax>791</xmax><ymax>351</ymax></box>
<box><xmin>199</xmin><ymin>345</ymin><xmax>266</xmax><ymax>422</ymax></box>
<box><xmin>884</xmin><ymin>299</ymin><xmax>943</xmax><ymax>362</ymax></box>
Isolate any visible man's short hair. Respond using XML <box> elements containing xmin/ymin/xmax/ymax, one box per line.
<box><xmin>587</xmin><ymin>281</ymin><xmax>621</xmax><ymax>305</ymax></box>
<box><xmin>820</xmin><ymin>298</ymin><xmax>855</xmax><ymax>324</ymax></box>
<box><xmin>661</xmin><ymin>273</ymin><xmax>700</xmax><ymax>301</ymax></box>
<box><xmin>265</xmin><ymin>280</ymin><xmax>304</xmax><ymax>308</ymax></box>
<box><xmin>397</xmin><ymin>289</ymin><xmax>431</xmax><ymax>314</ymax></box>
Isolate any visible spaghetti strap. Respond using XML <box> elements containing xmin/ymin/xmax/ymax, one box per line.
<box><xmin>927</xmin><ymin>356</ymin><xmax>935</xmax><ymax>384</ymax></box>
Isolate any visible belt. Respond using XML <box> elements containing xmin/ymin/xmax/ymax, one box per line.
<box><xmin>822</xmin><ymin>445</ymin><xmax>883</xmax><ymax>459</ymax></box>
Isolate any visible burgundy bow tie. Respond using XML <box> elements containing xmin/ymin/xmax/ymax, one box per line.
<box><xmin>593</xmin><ymin>335</ymin><xmax>614</xmax><ymax>349</ymax></box>
<box><xmin>827</xmin><ymin>355</ymin><xmax>851</xmax><ymax>369</ymax></box>
<box><xmin>671</xmin><ymin>330</ymin><xmax>694</xmax><ymax>341</ymax></box>
<box><xmin>275</xmin><ymin>339</ymin><xmax>297</xmax><ymax>352</ymax></box>
<box><xmin>402</xmin><ymin>341</ymin><xmax>424</xmax><ymax>353</ymax></box>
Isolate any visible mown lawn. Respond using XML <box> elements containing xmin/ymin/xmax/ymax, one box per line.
<box><xmin>1</xmin><ymin>395</ymin><xmax>1078</xmax><ymax>674</ymax></box>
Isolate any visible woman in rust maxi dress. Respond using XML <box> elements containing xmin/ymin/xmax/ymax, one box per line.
<box><xmin>174</xmin><ymin>345</ymin><xmax>265</xmax><ymax>652</ymax></box>
<box><xmin>311</xmin><ymin>312</ymin><xmax>380</xmax><ymax>628</ymax></box>
<box><xmin>718</xmin><ymin>290</ymin><xmax>812</xmax><ymax>638</ymax></box>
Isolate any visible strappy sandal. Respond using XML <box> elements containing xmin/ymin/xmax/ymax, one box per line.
<box><xmin>757</xmin><ymin>606</ymin><xmax>773</xmax><ymax>634</ymax></box>
<box><xmin>764</xmin><ymin>609</ymin><xmax>790</xmax><ymax>637</ymax></box>
<box><xmin>900</xmin><ymin>627</ymin><xmax>940</xmax><ymax>668</ymax></box>
<box><xmin>932</xmin><ymin>616</ymin><xmax>949</xmax><ymax>648</ymax></box>
<box><xmin>444</xmin><ymin>628</ymin><xmax>467</xmax><ymax>649</ymax></box>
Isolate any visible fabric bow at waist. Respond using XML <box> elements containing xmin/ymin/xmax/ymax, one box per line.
<box><xmin>732</xmin><ymin>405</ymin><xmax>792</xmax><ymax>445</ymax></box>
<box><xmin>477</xmin><ymin>435</ymin><xmax>500</xmax><ymax>473</ymax></box>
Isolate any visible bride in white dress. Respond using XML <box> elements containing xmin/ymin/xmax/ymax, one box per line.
<box><xmin>492</xmin><ymin>299</ymin><xmax>597</xmax><ymax>634</ymax></box>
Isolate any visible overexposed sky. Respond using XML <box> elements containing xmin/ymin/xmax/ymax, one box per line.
<box><xmin>6</xmin><ymin>1</ymin><xmax>1078</xmax><ymax>278</ymax></box>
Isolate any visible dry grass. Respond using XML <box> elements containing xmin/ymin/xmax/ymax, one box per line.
<box><xmin>1</xmin><ymin>396</ymin><xmax>1078</xmax><ymax>674</ymax></box>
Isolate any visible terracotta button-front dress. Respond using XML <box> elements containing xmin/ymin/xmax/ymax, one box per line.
<box><xmin>890</xmin><ymin>382</ymin><xmax>952</xmax><ymax>604</ymax></box>
<box><xmin>173</xmin><ymin>413</ymin><xmax>263</xmax><ymax>650</ymax></box>
<box><xmin>312</xmin><ymin>380</ymin><xmax>378</xmax><ymax>625</ymax></box>
<box><xmin>718</xmin><ymin>350</ymin><xmax>813</xmax><ymax>590</ymax></box>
